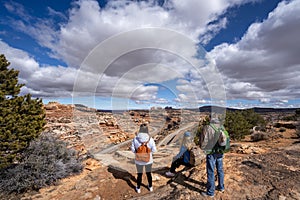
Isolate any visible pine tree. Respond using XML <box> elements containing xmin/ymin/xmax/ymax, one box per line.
<box><xmin>0</xmin><ymin>54</ymin><xmax>46</xmax><ymax>169</ymax></box>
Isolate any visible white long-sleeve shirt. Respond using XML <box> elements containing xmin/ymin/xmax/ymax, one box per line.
<box><xmin>131</xmin><ymin>132</ymin><xmax>157</xmax><ymax>165</ymax></box>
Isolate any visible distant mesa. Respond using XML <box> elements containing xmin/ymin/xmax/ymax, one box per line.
<box><xmin>198</xmin><ymin>105</ymin><xmax>299</xmax><ymax>113</ymax></box>
<box><xmin>44</xmin><ymin>102</ymin><xmax>299</xmax><ymax>114</ymax></box>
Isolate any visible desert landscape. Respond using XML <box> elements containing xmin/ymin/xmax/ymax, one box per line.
<box><xmin>4</xmin><ymin>102</ymin><xmax>297</xmax><ymax>200</ymax></box>
<box><xmin>2</xmin><ymin>1</ymin><xmax>300</xmax><ymax>200</ymax></box>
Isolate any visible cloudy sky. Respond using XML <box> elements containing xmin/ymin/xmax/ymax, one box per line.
<box><xmin>0</xmin><ymin>0</ymin><xmax>299</xmax><ymax>109</ymax></box>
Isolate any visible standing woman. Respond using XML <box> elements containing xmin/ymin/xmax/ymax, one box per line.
<box><xmin>131</xmin><ymin>124</ymin><xmax>157</xmax><ymax>193</ymax></box>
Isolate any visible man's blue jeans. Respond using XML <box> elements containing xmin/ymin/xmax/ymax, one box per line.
<box><xmin>206</xmin><ymin>153</ymin><xmax>224</xmax><ymax>196</ymax></box>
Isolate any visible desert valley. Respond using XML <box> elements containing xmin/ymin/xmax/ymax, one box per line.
<box><xmin>3</xmin><ymin>102</ymin><xmax>300</xmax><ymax>200</ymax></box>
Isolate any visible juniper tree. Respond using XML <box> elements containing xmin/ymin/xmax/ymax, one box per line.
<box><xmin>224</xmin><ymin>110</ymin><xmax>250</xmax><ymax>140</ymax></box>
<box><xmin>0</xmin><ymin>54</ymin><xmax>46</xmax><ymax>169</ymax></box>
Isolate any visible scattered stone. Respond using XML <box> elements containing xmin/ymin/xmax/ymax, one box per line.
<box><xmin>94</xmin><ymin>195</ymin><xmax>101</xmax><ymax>200</ymax></box>
<box><xmin>251</xmin><ymin>131</ymin><xmax>268</xmax><ymax>142</ymax></box>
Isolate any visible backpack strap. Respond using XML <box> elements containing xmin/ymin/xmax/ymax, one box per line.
<box><xmin>209</xmin><ymin>124</ymin><xmax>219</xmax><ymax>133</ymax></box>
<box><xmin>210</xmin><ymin>124</ymin><xmax>229</xmax><ymax>137</ymax></box>
<box><xmin>141</xmin><ymin>140</ymin><xmax>149</xmax><ymax>146</ymax></box>
<box><xmin>135</xmin><ymin>136</ymin><xmax>151</xmax><ymax>151</ymax></box>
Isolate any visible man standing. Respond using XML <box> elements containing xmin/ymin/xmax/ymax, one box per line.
<box><xmin>200</xmin><ymin>115</ymin><xmax>227</xmax><ymax>198</ymax></box>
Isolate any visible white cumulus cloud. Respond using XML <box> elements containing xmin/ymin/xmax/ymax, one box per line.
<box><xmin>209</xmin><ymin>0</ymin><xmax>300</xmax><ymax>103</ymax></box>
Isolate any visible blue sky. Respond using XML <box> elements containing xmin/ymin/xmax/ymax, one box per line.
<box><xmin>1</xmin><ymin>0</ymin><xmax>300</xmax><ymax>109</ymax></box>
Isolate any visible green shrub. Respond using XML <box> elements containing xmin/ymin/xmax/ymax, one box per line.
<box><xmin>282</xmin><ymin>115</ymin><xmax>297</xmax><ymax>121</ymax></box>
<box><xmin>224</xmin><ymin>111</ymin><xmax>250</xmax><ymax>140</ymax></box>
<box><xmin>296</xmin><ymin>110</ymin><xmax>300</xmax><ymax>138</ymax></box>
<box><xmin>0</xmin><ymin>133</ymin><xmax>82</xmax><ymax>194</ymax></box>
<box><xmin>274</xmin><ymin>123</ymin><xmax>281</xmax><ymax>128</ymax></box>
<box><xmin>279</xmin><ymin>127</ymin><xmax>286</xmax><ymax>132</ymax></box>
<box><xmin>241</xmin><ymin>109</ymin><xmax>266</xmax><ymax>127</ymax></box>
<box><xmin>195</xmin><ymin>109</ymin><xmax>266</xmax><ymax>142</ymax></box>
<box><xmin>224</xmin><ymin>109</ymin><xmax>266</xmax><ymax>140</ymax></box>
<box><xmin>282</xmin><ymin>109</ymin><xmax>300</xmax><ymax>121</ymax></box>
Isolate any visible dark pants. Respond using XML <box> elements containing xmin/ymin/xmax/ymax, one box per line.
<box><xmin>170</xmin><ymin>157</ymin><xmax>191</xmax><ymax>173</ymax></box>
<box><xmin>136</xmin><ymin>164</ymin><xmax>152</xmax><ymax>188</ymax></box>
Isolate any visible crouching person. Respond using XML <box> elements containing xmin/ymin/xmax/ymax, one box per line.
<box><xmin>165</xmin><ymin>131</ymin><xmax>193</xmax><ymax>177</ymax></box>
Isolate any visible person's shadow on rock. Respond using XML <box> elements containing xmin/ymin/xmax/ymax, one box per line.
<box><xmin>107</xmin><ymin>165</ymin><xmax>137</xmax><ymax>190</ymax></box>
<box><xmin>165</xmin><ymin>167</ymin><xmax>206</xmax><ymax>193</ymax></box>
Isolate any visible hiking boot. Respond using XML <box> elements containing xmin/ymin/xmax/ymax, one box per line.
<box><xmin>148</xmin><ymin>186</ymin><xmax>153</xmax><ymax>192</ymax></box>
<box><xmin>135</xmin><ymin>187</ymin><xmax>141</xmax><ymax>193</ymax></box>
<box><xmin>216</xmin><ymin>186</ymin><xmax>225</xmax><ymax>193</ymax></box>
<box><xmin>201</xmin><ymin>192</ymin><xmax>214</xmax><ymax>198</ymax></box>
<box><xmin>216</xmin><ymin>188</ymin><xmax>225</xmax><ymax>193</ymax></box>
<box><xmin>165</xmin><ymin>171</ymin><xmax>175</xmax><ymax>177</ymax></box>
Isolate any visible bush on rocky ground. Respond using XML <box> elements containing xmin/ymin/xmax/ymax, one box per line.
<box><xmin>224</xmin><ymin>109</ymin><xmax>266</xmax><ymax>140</ymax></box>
<box><xmin>297</xmin><ymin>123</ymin><xmax>300</xmax><ymax>137</ymax></box>
<box><xmin>279</xmin><ymin>127</ymin><xmax>286</xmax><ymax>132</ymax></box>
<box><xmin>0</xmin><ymin>133</ymin><xmax>83</xmax><ymax>194</ymax></box>
<box><xmin>195</xmin><ymin>109</ymin><xmax>266</xmax><ymax>143</ymax></box>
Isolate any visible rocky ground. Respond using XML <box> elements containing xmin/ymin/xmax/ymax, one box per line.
<box><xmin>4</xmin><ymin>103</ymin><xmax>300</xmax><ymax>200</ymax></box>
<box><xmin>19</xmin><ymin>130</ymin><xmax>299</xmax><ymax>200</ymax></box>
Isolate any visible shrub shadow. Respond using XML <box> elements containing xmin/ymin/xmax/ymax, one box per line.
<box><xmin>241</xmin><ymin>160</ymin><xmax>263</xmax><ymax>169</ymax></box>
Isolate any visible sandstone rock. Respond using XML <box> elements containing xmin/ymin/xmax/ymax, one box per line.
<box><xmin>44</xmin><ymin>104</ymin><xmax>58</xmax><ymax>110</ymax></box>
<box><xmin>94</xmin><ymin>195</ymin><xmax>101</xmax><ymax>200</ymax></box>
<box><xmin>251</xmin><ymin>131</ymin><xmax>268</xmax><ymax>141</ymax></box>
<box><xmin>235</xmin><ymin>144</ymin><xmax>264</xmax><ymax>154</ymax></box>
<box><xmin>279</xmin><ymin>195</ymin><xmax>287</xmax><ymax>200</ymax></box>
<box><xmin>81</xmin><ymin>192</ymin><xmax>93</xmax><ymax>199</ymax></box>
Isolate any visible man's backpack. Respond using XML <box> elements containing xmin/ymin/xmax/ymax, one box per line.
<box><xmin>135</xmin><ymin>139</ymin><xmax>151</xmax><ymax>162</ymax></box>
<box><xmin>210</xmin><ymin>124</ymin><xmax>230</xmax><ymax>153</ymax></box>
<box><xmin>189</xmin><ymin>146</ymin><xmax>205</xmax><ymax>166</ymax></box>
